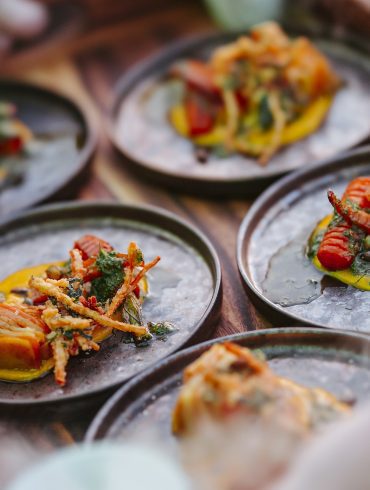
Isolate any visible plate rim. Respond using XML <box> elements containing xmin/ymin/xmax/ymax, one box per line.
<box><xmin>236</xmin><ymin>144</ymin><xmax>370</xmax><ymax>329</ymax></box>
<box><xmin>107</xmin><ymin>29</ymin><xmax>370</xmax><ymax>196</ymax></box>
<box><xmin>0</xmin><ymin>201</ymin><xmax>222</xmax><ymax>406</ymax></box>
<box><xmin>0</xmin><ymin>78</ymin><xmax>97</xmax><ymax>217</ymax></box>
<box><xmin>85</xmin><ymin>326</ymin><xmax>370</xmax><ymax>441</ymax></box>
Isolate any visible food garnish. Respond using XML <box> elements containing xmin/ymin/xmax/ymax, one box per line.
<box><xmin>168</xmin><ymin>22</ymin><xmax>340</xmax><ymax>164</ymax></box>
<box><xmin>0</xmin><ymin>101</ymin><xmax>32</xmax><ymax>158</ymax></box>
<box><xmin>0</xmin><ymin>234</ymin><xmax>173</xmax><ymax>386</ymax></box>
<box><xmin>0</xmin><ymin>101</ymin><xmax>33</xmax><ymax>191</ymax></box>
<box><xmin>308</xmin><ymin>177</ymin><xmax>370</xmax><ymax>289</ymax></box>
<box><xmin>172</xmin><ymin>342</ymin><xmax>349</xmax><ymax>436</ymax></box>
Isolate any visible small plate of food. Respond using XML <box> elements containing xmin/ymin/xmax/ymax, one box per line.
<box><xmin>237</xmin><ymin>145</ymin><xmax>370</xmax><ymax>331</ymax></box>
<box><xmin>86</xmin><ymin>328</ymin><xmax>370</xmax><ymax>488</ymax></box>
<box><xmin>109</xmin><ymin>22</ymin><xmax>370</xmax><ymax>196</ymax></box>
<box><xmin>0</xmin><ymin>80</ymin><xmax>95</xmax><ymax>217</ymax></box>
<box><xmin>0</xmin><ymin>202</ymin><xmax>221</xmax><ymax>405</ymax></box>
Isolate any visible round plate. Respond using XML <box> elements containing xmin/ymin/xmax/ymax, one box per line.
<box><xmin>237</xmin><ymin>145</ymin><xmax>370</xmax><ymax>332</ymax></box>
<box><xmin>86</xmin><ymin>327</ymin><xmax>370</xmax><ymax>441</ymax></box>
<box><xmin>0</xmin><ymin>80</ymin><xmax>96</xmax><ymax>218</ymax></box>
<box><xmin>0</xmin><ymin>202</ymin><xmax>221</xmax><ymax>405</ymax></box>
<box><xmin>109</xmin><ymin>28</ymin><xmax>370</xmax><ymax>196</ymax></box>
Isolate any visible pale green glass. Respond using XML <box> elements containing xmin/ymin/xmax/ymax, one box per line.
<box><xmin>204</xmin><ymin>0</ymin><xmax>285</xmax><ymax>30</ymax></box>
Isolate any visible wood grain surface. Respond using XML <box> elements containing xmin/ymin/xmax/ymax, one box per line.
<box><xmin>0</xmin><ymin>2</ymin><xmax>272</xmax><ymax>485</ymax></box>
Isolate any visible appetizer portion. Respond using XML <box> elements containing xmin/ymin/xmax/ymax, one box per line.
<box><xmin>0</xmin><ymin>101</ymin><xmax>32</xmax><ymax>157</ymax></box>
<box><xmin>168</xmin><ymin>22</ymin><xmax>340</xmax><ymax>164</ymax></box>
<box><xmin>0</xmin><ymin>101</ymin><xmax>32</xmax><ymax>190</ymax></box>
<box><xmin>172</xmin><ymin>342</ymin><xmax>349</xmax><ymax>436</ymax></box>
<box><xmin>308</xmin><ymin>176</ymin><xmax>370</xmax><ymax>289</ymax></box>
<box><xmin>0</xmin><ymin>235</ymin><xmax>174</xmax><ymax>386</ymax></box>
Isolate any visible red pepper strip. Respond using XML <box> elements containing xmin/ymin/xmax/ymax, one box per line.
<box><xmin>235</xmin><ymin>90</ymin><xmax>249</xmax><ymax>111</ymax></box>
<box><xmin>185</xmin><ymin>91</ymin><xmax>216</xmax><ymax>137</ymax></box>
<box><xmin>83</xmin><ymin>267</ymin><xmax>101</xmax><ymax>283</ymax></box>
<box><xmin>0</xmin><ymin>136</ymin><xmax>23</xmax><ymax>156</ymax></box>
<box><xmin>79</xmin><ymin>295</ymin><xmax>104</xmax><ymax>314</ymax></box>
<box><xmin>170</xmin><ymin>60</ymin><xmax>220</xmax><ymax>98</ymax></box>
<box><xmin>74</xmin><ymin>235</ymin><xmax>113</xmax><ymax>260</ymax></box>
<box><xmin>328</xmin><ymin>190</ymin><xmax>370</xmax><ymax>234</ymax></box>
<box><xmin>133</xmin><ymin>286</ymin><xmax>140</xmax><ymax>299</ymax></box>
<box><xmin>32</xmin><ymin>294</ymin><xmax>48</xmax><ymax>306</ymax></box>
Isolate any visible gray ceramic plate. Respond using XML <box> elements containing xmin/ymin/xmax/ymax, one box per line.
<box><xmin>0</xmin><ymin>80</ymin><xmax>96</xmax><ymax>217</ymax></box>
<box><xmin>0</xmin><ymin>202</ymin><xmax>221</xmax><ymax>406</ymax></box>
<box><xmin>237</xmin><ymin>145</ymin><xmax>370</xmax><ymax>332</ymax></box>
<box><xmin>109</xmin><ymin>29</ymin><xmax>370</xmax><ymax>196</ymax></box>
<box><xmin>86</xmin><ymin>327</ymin><xmax>370</xmax><ymax>442</ymax></box>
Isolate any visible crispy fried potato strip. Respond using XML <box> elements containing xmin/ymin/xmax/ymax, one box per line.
<box><xmin>42</xmin><ymin>307</ymin><xmax>92</xmax><ymax>331</ymax></box>
<box><xmin>70</xmin><ymin>249</ymin><xmax>86</xmax><ymax>279</ymax></box>
<box><xmin>107</xmin><ymin>255</ymin><xmax>160</xmax><ymax>317</ymax></box>
<box><xmin>30</xmin><ymin>276</ymin><xmax>148</xmax><ymax>336</ymax></box>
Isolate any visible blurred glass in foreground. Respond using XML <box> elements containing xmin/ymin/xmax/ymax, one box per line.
<box><xmin>6</xmin><ymin>443</ymin><xmax>191</xmax><ymax>490</ymax></box>
<box><xmin>203</xmin><ymin>0</ymin><xmax>285</xmax><ymax>29</ymax></box>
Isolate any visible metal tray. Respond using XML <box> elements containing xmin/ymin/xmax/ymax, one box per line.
<box><xmin>237</xmin><ymin>145</ymin><xmax>370</xmax><ymax>331</ymax></box>
<box><xmin>86</xmin><ymin>327</ymin><xmax>370</xmax><ymax>441</ymax></box>
<box><xmin>0</xmin><ymin>79</ymin><xmax>96</xmax><ymax>217</ymax></box>
<box><xmin>0</xmin><ymin>202</ymin><xmax>221</xmax><ymax>405</ymax></box>
<box><xmin>108</xmin><ymin>29</ymin><xmax>370</xmax><ymax>196</ymax></box>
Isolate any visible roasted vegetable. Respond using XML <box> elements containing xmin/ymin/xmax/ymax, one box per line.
<box><xmin>316</xmin><ymin>177</ymin><xmax>370</xmax><ymax>271</ymax></box>
<box><xmin>172</xmin><ymin>343</ymin><xmax>349</xmax><ymax>436</ymax></box>
<box><xmin>168</xmin><ymin>22</ymin><xmax>340</xmax><ymax>164</ymax></box>
<box><xmin>0</xmin><ymin>235</ymin><xmax>164</xmax><ymax>386</ymax></box>
<box><xmin>309</xmin><ymin>176</ymin><xmax>370</xmax><ymax>289</ymax></box>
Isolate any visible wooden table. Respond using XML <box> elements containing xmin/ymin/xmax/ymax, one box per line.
<box><xmin>0</xmin><ymin>2</ymin><xmax>271</xmax><ymax>485</ymax></box>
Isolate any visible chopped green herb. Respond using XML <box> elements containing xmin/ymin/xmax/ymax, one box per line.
<box><xmin>67</xmin><ymin>278</ymin><xmax>82</xmax><ymax>302</ymax></box>
<box><xmin>148</xmin><ymin>321</ymin><xmax>177</xmax><ymax>339</ymax></box>
<box><xmin>259</xmin><ymin>94</ymin><xmax>273</xmax><ymax>130</ymax></box>
<box><xmin>91</xmin><ymin>250</ymin><xmax>124</xmax><ymax>303</ymax></box>
<box><xmin>134</xmin><ymin>249</ymin><xmax>144</xmax><ymax>266</ymax></box>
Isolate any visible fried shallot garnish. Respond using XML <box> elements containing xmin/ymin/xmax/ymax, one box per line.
<box><xmin>30</xmin><ymin>276</ymin><xmax>148</xmax><ymax>336</ymax></box>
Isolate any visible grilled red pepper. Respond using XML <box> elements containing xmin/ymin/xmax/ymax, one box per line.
<box><xmin>74</xmin><ymin>235</ymin><xmax>113</xmax><ymax>260</ymax></box>
<box><xmin>317</xmin><ymin>177</ymin><xmax>369</xmax><ymax>271</ymax></box>
<box><xmin>185</xmin><ymin>91</ymin><xmax>216</xmax><ymax>137</ymax></box>
<box><xmin>0</xmin><ymin>136</ymin><xmax>23</xmax><ymax>156</ymax></box>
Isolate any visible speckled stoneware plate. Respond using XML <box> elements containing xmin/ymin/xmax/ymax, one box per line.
<box><xmin>86</xmin><ymin>327</ymin><xmax>370</xmax><ymax>442</ymax></box>
<box><xmin>0</xmin><ymin>80</ymin><xmax>96</xmax><ymax>217</ymax></box>
<box><xmin>109</xmin><ymin>28</ymin><xmax>370</xmax><ymax>196</ymax></box>
<box><xmin>237</xmin><ymin>145</ymin><xmax>370</xmax><ymax>332</ymax></box>
<box><xmin>0</xmin><ymin>202</ymin><xmax>221</xmax><ymax>406</ymax></box>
